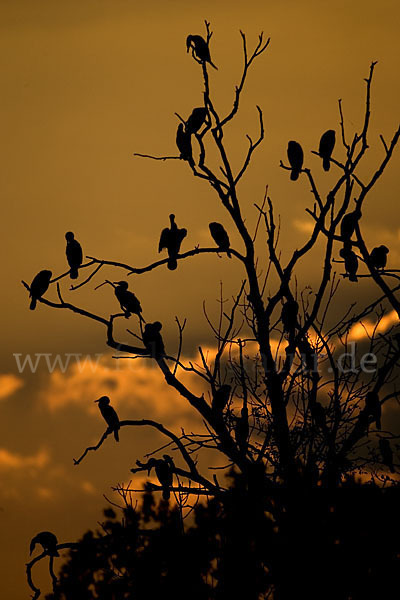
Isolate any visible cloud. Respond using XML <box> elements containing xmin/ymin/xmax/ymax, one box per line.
<box><xmin>292</xmin><ymin>219</ymin><xmax>314</xmax><ymax>234</ymax></box>
<box><xmin>0</xmin><ymin>448</ymin><xmax>49</xmax><ymax>471</ymax></box>
<box><xmin>348</xmin><ymin>310</ymin><xmax>399</xmax><ymax>341</ymax></box>
<box><xmin>0</xmin><ymin>374</ymin><xmax>24</xmax><ymax>401</ymax></box>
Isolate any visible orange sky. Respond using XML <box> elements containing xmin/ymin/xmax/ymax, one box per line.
<box><xmin>1</xmin><ymin>1</ymin><xmax>400</xmax><ymax>597</ymax></box>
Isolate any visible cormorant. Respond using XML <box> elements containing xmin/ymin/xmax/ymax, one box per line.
<box><xmin>94</xmin><ymin>396</ymin><xmax>120</xmax><ymax>441</ymax></box>
<box><xmin>379</xmin><ymin>438</ymin><xmax>395</xmax><ymax>473</ymax></box>
<box><xmin>65</xmin><ymin>231</ymin><xmax>83</xmax><ymax>279</ymax></box>
<box><xmin>287</xmin><ymin>141</ymin><xmax>304</xmax><ymax>181</ymax></box>
<box><xmin>186</xmin><ymin>107</ymin><xmax>208</xmax><ymax>134</ymax></box>
<box><xmin>365</xmin><ymin>391</ymin><xmax>381</xmax><ymax>430</ymax></box>
<box><xmin>30</xmin><ymin>531</ymin><xmax>59</xmax><ymax>557</ymax></box>
<box><xmin>147</xmin><ymin>455</ymin><xmax>174</xmax><ymax>500</ymax></box>
<box><xmin>318</xmin><ymin>130</ymin><xmax>336</xmax><ymax>171</ymax></box>
<box><xmin>212</xmin><ymin>384</ymin><xmax>231</xmax><ymax>414</ymax></box>
<box><xmin>113</xmin><ymin>281</ymin><xmax>143</xmax><ymax>320</ymax></box>
<box><xmin>209</xmin><ymin>222</ymin><xmax>231</xmax><ymax>258</ymax></box>
<box><xmin>297</xmin><ymin>337</ymin><xmax>317</xmax><ymax>373</ymax></box>
<box><xmin>176</xmin><ymin>123</ymin><xmax>194</xmax><ymax>167</ymax></box>
<box><xmin>158</xmin><ymin>214</ymin><xmax>187</xmax><ymax>270</ymax></box>
<box><xmin>29</xmin><ymin>270</ymin><xmax>52</xmax><ymax>310</ymax></box>
<box><xmin>311</xmin><ymin>401</ymin><xmax>326</xmax><ymax>429</ymax></box>
<box><xmin>186</xmin><ymin>35</ymin><xmax>217</xmax><ymax>69</ymax></box>
<box><xmin>281</xmin><ymin>299</ymin><xmax>299</xmax><ymax>335</ymax></box>
<box><xmin>340</xmin><ymin>207</ymin><xmax>362</xmax><ymax>241</ymax></box>
<box><xmin>235</xmin><ymin>404</ymin><xmax>249</xmax><ymax>455</ymax></box>
<box><xmin>370</xmin><ymin>245</ymin><xmax>389</xmax><ymax>270</ymax></box>
<box><xmin>339</xmin><ymin>246</ymin><xmax>358</xmax><ymax>282</ymax></box>
<box><xmin>142</xmin><ymin>322</ymin><xmax>165</xmax><ymax>358</ymax></box>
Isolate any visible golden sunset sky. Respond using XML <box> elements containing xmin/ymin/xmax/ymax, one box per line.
<box><xmin>1</xmin><ymin>0</ymin><xmax>400</xmax><ymax>597</ymax></box>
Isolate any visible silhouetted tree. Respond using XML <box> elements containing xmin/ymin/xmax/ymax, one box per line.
<box><xmin>23</xmin><ymin>21</ymin><xmax>400</xmax><ymax>600</ymax></box>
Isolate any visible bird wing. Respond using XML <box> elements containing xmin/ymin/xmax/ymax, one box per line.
<box><xmin>159</xmin><ymin>228</ymin><xmax>170</xmax><ymax>252</ymax></box>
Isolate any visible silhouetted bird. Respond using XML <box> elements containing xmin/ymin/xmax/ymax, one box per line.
<box><xmin>176</xmin><ymin>123</ymin><xmax>194</xmax><ymax>167</ymax></box>
<box><xmin>339</xmin><ymin>246</ymin><xmax>358</xmax><ymax>282</ymax></box>
<box><xmin>311</xmin><ymin>401</ymin><xmax>326</xmax><ymax>429</ymax></box>
<box><xmin>297</xmin><ymin>337</ymin><xmax>317</xmax><ymax>373</ymax></box>
<box><xmin>281</xmin><ymin>299</ymin><xmax>299</xmax><ymax>335</ymax></box>
<box><xmin>365</xmin><ymin>391</ymin><xmax>381</xmax><ymax>430</ymax></box>
<box><xmin>147</xmin><ymin>456</ymin><xmax>174</xmax><ymax>500</ymax></box>
<box><xmin>235</xmin><ymin>405</ymin><xmax>249</xmax><ymax>455</ymax></box>
<box><xmin>94</xmin><ymin>396</ymin><xmax>120</xmax><ymax>441</ymax></box>
<box><xmin>29</xmin><ymin>270</ymin><xmax>52</xmax><ymax>310</ymax></box>
<box><xmin>319</xmin><ymin>130</ymin><xmax>336</xmax><ymax>171</ymax></box>
<box><xmin>209</xmin><ymin>222</ymin><xmax>231</xmax><ymax>258</ymax></box>
<box><xmin>114</xmin><ymin>281</ymin><xmax>143</xmax><ymax>320</ymax></box>
<box><xmin>287</xmin><ymin>141</ymin><xmax>304</xmax><ymax>181</ymax></box>
<box><xmin>379</xmin><ymin>438</ymin><xmax>395</xmax><ymax>473</ymax></box>
<box><xmin>212</xmin><ymin>384</ymin><xmax>231</xmax><ymax>414</ymax></box>
<box><xmin>65</xmin><ymin>231</ymin><xmax>83</xmax><ymax>279</ymax></box>
<box><xmin>340</xmin><ymin>207</ymin><xmax>362</xmax><ymax>241</ymax></box>
<box><xmin>30</xmin><ymin>531</ymin><xmax>59</xmax><ymax>557</ymax></box>
<box><xmin>158</xmin><ymin>214</ymin><xmax>187</xmax><ymax>270</ymax></box>
<box><xmin>186</xmin><ymin>107</ymin><xmax>208</xmax><ymax>134</ymax></box>
<box><xmin>143</xmin><ymin>322</ymin><xmax>165</xmax><ymax>358</ymax></box>
<box><xmin>186</xmin><ymin>35</ymin><xmax>217</xmax><ymax>69</ymax></box>
<box><xmin>370</xmin><ymin>245</ymin><xmax>389</xmax><ymax>270</ymax></box>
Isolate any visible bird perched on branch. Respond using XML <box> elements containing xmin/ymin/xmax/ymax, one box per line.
<box><xmin>209</xmin><ymin>222</ymin><xmax>231</xmax><ymax>258</ymax></box>
<box><xmin>287</xmin><ymin>141</ymin><xmax>304</xmax><ymax>181</ymax></box>
<box><xmin>370</xmin><ymin>245</ymin><xmax>389</xmax><ymax>270</ymax></box>
<box><xmin>365</xmin><ymin>391</ymin><xmax>381</xmax><ymax>430</ymax></box>
<box><xmin>212</xmin><ymin>384</ymin><xmax>231</xmax><ymax>415</ymax></box>
<box><xmin>339</xmin><ymin>246</ymin><xmax>358</xmax><ymax>282</ymax></box>
<box><xmin>142</xmin><ymin>321</ymin><xmax>165</xmax><ymax>358</ymax></box>
<box><xmin>281</xmin><ymin>299</ymin><xmax>299</xmax><ymax>336</ymax></box>
<box><xmin>310</xmin><ymin>401</ymin><xmax>326</xmax><ymax>430</ymax></box>
<box><xmin>94</xmin><ymin>396</ymin><xmax>120</xmax><ymax>441</ymax></box>
<box><xmin>114</xmin><ymin>281</ymin><xmax>144</xmax><ymax>320</ymax></box>
<box><xmin>176</xmin><ymin>123</ymin><xmax>194</xmax><ymax>167</ymax></box>
<box><xmin>318</xmin><ymin>130</ymin><xmax>335</xmax><ymax>171</ymax></box>
<box><xmin>65</xmin><ymin>231</ymin><xmax>83</xmax><ymax>279</ymax></box>
<box><xmin>379</xmin><ymin>438</ymin><xmax>395</xmax><ymax>473</ymax></box>
<box><xmin>30</xmin><ymin>531</ymin><xmax>59</xmax><ymax>557</ymax></box>
<box><xmin>186</xmin><ymin>34</ymin><xmax>217</xmax><ymax>69</ymax></box>
<box><xmin>158</xmin><ymin>214</ymin><xmax>187</xmax><ymax>271</ymax></box>
<box><xmin>186</xmin><ymin>107</ymin><xmax>208</xmax><ymax>134</ymax></box>
<box><xmin>235</xmin><ymin>404</ymin><xmax>249</xmax><ymax>455</ymax></box>
<box><xmin>340</xmin><ymin>207</ymin><xmax>362</xmax><ymax>241</ymax></box>
<box><xmin>297</xmin><ymin>337</ymin><xmax>317</xmax><ymax>373</ymax></box>
<box><xmin>147</xmin><ymin>455</ymin><xmax>174</xmax><ymax>500</ymax></box>
<box><xmin>29</xmin><ymin>270</ymin><xmax>52</xmax><ymax>310</ymax></box>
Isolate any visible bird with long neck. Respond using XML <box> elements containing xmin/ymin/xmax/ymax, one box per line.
<box><xmin>186</xmin><ymin>34</ymin><xmax>217</xmax><ymax>69</ymax></box>
<box><xmin>30</xmin><ymin>531</ymin><xmax>59</xmax><ymax>557</ymax></box>
<box><xmin>95</xmin><ymin>396</ymin><xmax>120</xmax><ymax>441</ymax></box>
<box><xmin>113</xmin><ymin>281</ymin><xmax>144</xmax><ymax>321</ymax></box>
<box><xmin>65</xmin><ymin>231</ymin><xmax>83</xmax><ymax>279</ymax></box>
<box><xmin>158</xmin><ymin>214</ymin><xmax>187</xmax><ymax>270</ymax></box>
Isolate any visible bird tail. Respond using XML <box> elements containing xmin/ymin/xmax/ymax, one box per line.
<box><xmin>208</xmin><ymin>60</ymin><xmax>218</xmax><ymax>70</ymax></box>
<box><xmin>349</xmin><ymin>274</ymin><xmax>358</xmax><ymax>283</ymax></box>
<box><xmin>227</xmin><ymin>249</ymin><xmax>232</xmax><ymax>259</ymax></box>
<box><xmin>114</xmin><ymin>429</ymin><xmax>119</xmax><ymax>442</ymax></box>
<box><xmin>70</xmin><ymin>268</ymin><xmax>78</xmax><ymax>279</ymax></box>
<box><xmin>323</xmin><ymin>157</ymin><xmax>330</xmax><ymax>171</ymax></box>
<box><xmin>168</xmin><ymin>257</ymin><xmax>178</xmax><ymax>271</ymax></box>
<box><xmin>290</xmin><ymin>169</ymin><xmax>299</xmax><ymax>181</ymax></box>
<box><xmin>162</xmin><ymin>487</ymin><xmax>170</xmax><ymax>500</ymax></box>
<box><xmin>30</xmin><ymin>298</ymin><xmax>37</xmax><ymax>310</ymax></box>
